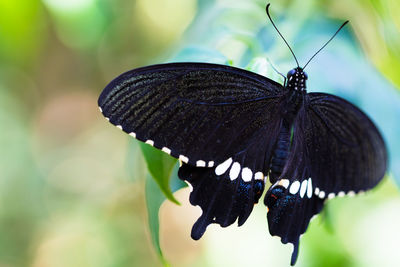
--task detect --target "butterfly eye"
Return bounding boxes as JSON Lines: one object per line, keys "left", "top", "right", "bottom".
{"left": 287, "top": 69, "right": 296, "bottom": 77}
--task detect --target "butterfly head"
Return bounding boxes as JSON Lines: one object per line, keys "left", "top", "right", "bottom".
{"left": 286, "top": 67, "right": 308, "bottom": 92}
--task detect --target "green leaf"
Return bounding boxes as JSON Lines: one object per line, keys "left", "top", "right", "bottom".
{"left": 321, "top": 202, "right": 335, "bottom": 234}
{"left": 145, "top": 174, "right": 170, "bottom": 266}
{"left": 140, "top": 143, "right": 180, "bottom": 204}
{"left": 145, "top": 163, "right": 187, "bottom": 266}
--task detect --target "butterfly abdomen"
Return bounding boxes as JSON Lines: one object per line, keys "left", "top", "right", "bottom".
{"left": 269, "top": 90, "right": 304, "bottom": 183}
{"left": 269, "top": 123, "right": 291, "bottom": 183}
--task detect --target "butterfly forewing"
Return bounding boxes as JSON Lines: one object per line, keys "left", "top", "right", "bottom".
{"left": 306, "top": 93, "right": 387, "bottom": 194}
{"left": 98, "top": 62, "right": 285, "bottom": 166}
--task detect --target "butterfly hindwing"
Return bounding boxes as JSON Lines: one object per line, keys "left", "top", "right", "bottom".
{"left": 178, "top": 117, "right": 284, "bottom": 239}
{"left": 98, "top": 62, "right": 285, "bottom": 166}
{"left": 265, "top": 184, "right": 324, "bottom": 265}
{"left": 265, "top": 92, "right": 387, "bottom": 265}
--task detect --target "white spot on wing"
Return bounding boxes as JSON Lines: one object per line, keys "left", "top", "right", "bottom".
{"left": 185, "top": 181, "right": 193, "bottom": 192}
{"left": 116, "top": 125, "right": 123, "bottom": 130}
{"left": 179, "top": 155, "right": 189, "bottom": 164}
{"left": 338, "top": 191, "right": 345, "bottom": 197}
{"left": 254, "top": 172, "right": 264, "bottom": 180}
{"left": 161, "top": 147, "right": 171, "bottom": 154}
{"left": 241, "top": 167, "right": 252, "bottom": 182}
{"left": 129, "top": 132, "right": 136, "bottom": 138}
{"left": 229, "top": 162, "right": 241, "bottom": 180}
{"left": 307, "top": 178, "right": 312, "bottom": 198}
{"left": 145, "top": 140, "right": 154, "bottom": 146}
{"left": 347, "top": 191, "right": 356, "bottom": 197}
{"left": 289, "top": 181, "right": 300, "bottom": 194}
{"left": 196, "top": 160, "right": 206, "bottom": 167}
{"left": 318, "top": 191, "right": 325, "bottom": 199}
{"left": 328, "top": 192, "right": 335, "bottom": 199}
{"left": 315, "top": 187, "right": 320, "bottom": 195}
{"left": 208, "top": 161, "right": 214, "bottom": 167}
{"left": 99, "top": 107, "right": 102, "bottom": 112}
{"left": 299, "top": 180, "right": 308, "bottom": 198}
{"left": 215, "top": 158, "right": 232, "bottom": 176}
{"left": 278, "top": 179, "right": 289, "bottom": 189}
{"left": 105, "top": 117, "right": 110, "bottom": 121}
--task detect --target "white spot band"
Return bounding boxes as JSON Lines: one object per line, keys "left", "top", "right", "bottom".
{"left": 215, "top": 158, "right": 233, "bottom": 176}
{"left": 179, "top": 155, "right": 189, "bottom": 164}
{"left": 196, "top": 160, "right": 206, "bottom": 167}
{"left": 289, "top": 181, "right": 300, "bottom": 194}
{"left": 241, "top": 167, "right": 252, "bottom": 182}
{"left": 229, "top": 162, "right": 241, "bottom": 180}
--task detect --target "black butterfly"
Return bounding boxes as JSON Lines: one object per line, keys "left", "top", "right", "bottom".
{"left": 98, "top": 4, "right": 387, "bottom": 265}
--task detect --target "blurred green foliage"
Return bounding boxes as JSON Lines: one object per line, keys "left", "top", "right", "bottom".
{"left": 0, "top": 0, "right": 399, "bottom": 267}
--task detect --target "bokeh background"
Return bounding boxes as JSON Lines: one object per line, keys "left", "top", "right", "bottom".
{"left": 1, "top": 0, "right": 400, "bottom": 266}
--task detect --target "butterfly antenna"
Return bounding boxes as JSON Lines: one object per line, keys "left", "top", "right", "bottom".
{"left": 303, "top": 20, "right": 349, "bottom": 69}
{"left": 266, "top": 58, "right": 287, "bottom": 84}
{"left": 266, "top": 3, "right": 299, "bottom": 68}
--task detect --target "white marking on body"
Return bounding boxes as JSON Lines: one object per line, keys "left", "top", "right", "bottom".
{"left": 99, "top": 107, "right": 102, "bottom": 112}
{"left": 145, "top": 140, "right": 154, "bottom": 146}
{"left": 315, "top": 187, "right": 320, "bottom": 195}
{"left": 129, "top": 132, "right": 136, "bottom": 138}
{"left": 208, "top": 161, "right": 214, "bottom": 167}
{"left": 254, "top": 172, "right": 264, "bottom": 180}
{"left": 300, "top": 180, "right": 308, "bottom": 198}
{"left": 338, "top": 191, "right": 345, "bottom": 197}
{"left": 196, "top": 160, "right": 206, "bottom": 167}
{"left": 179, "top": 155, "right": 189, "bottom": 164}
{"left": 307, "top": 178, "right": 312, "bottom": 198}
{"left": 348, "top": 191, "right": 356, "bottom": 197}
{"left": 289, "top": 181, "right": 300, "bottom": 194}
{"left": 161, "top": 147, "right": 171, "bottom": 154}
{"left": 278, "top": 179, "right": 289, "bottom": 189}
{"left": 116, "top": 125, "right": 123, "bottom": 130}
{"left": 318, "top": 191, "right": 325, "bottom": 199}
{"left": 241, "top": 167, "right": 252, "bottom": 182}
{"left": 215, "top": 158, "right": 233, "bottom": 176}
{"left": 229, "top": 162, "right": 241, "bottom": 180}
{"left": 328, "top": 193, "right": 335, "bottom": 199}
